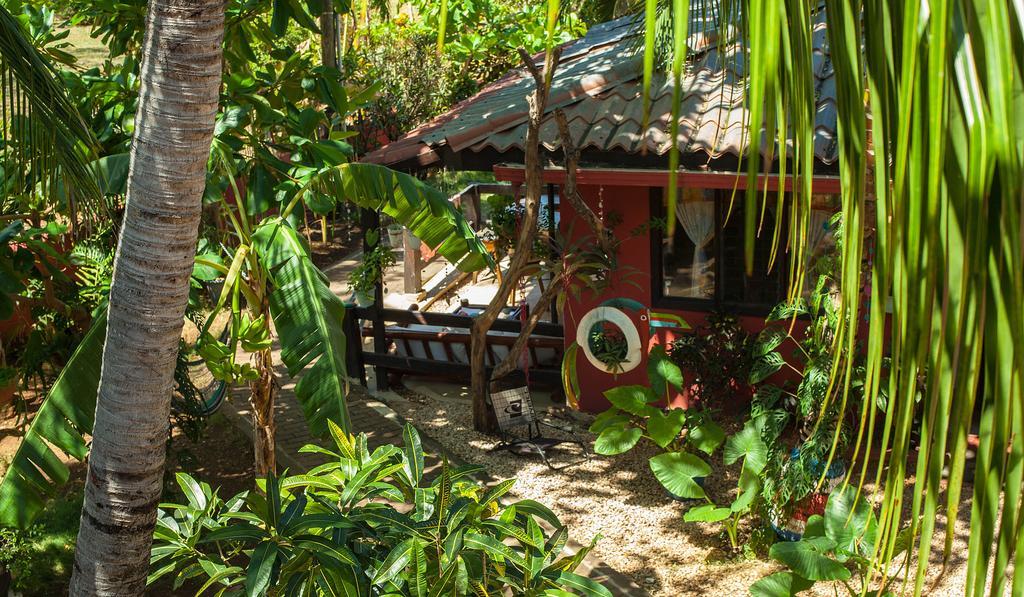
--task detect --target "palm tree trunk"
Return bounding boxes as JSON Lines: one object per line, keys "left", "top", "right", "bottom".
{"left": 69, "top": 1, "right": 224, "bottom": 594}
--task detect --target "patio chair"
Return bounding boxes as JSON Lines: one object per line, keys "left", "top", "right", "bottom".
{"left": 488, "top": 387, "right": 589, "bottom": 470}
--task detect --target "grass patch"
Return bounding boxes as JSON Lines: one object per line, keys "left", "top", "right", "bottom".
{"left": 0, "top": 481, "right": 81, "bottom": 596}
{"left": 62, "top": 25, "right": 108, "bottom": 71}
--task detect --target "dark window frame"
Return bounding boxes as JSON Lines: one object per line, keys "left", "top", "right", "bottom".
{"left": 648, "top": 186, "right": 787, "bottom": 317}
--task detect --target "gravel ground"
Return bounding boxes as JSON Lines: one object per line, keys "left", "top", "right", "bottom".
{"left": 379, "top": 380, "right": 1008, "bottom": 597}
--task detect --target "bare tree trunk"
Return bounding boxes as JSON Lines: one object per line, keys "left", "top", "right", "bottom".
{"left": 470, "top": 47, "right": 561, "bottom": 432}
{"left": 487, "top": 105, "right": 612, "bottom": 388}
{"left": 251, "top": 346, "right": 277, "bottom": 476}
{"left": 70, "top": 0, "right": 224, "bottom": 594}
{"left": 490, "top": 278, "right": 563, "bottom": 380}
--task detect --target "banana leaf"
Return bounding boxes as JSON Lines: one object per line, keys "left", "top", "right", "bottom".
{"left": 0, "top": 311, "right": 105, "bottom": 529}
{"left": 252, "top": 217, "right": 351, "bottom": 435}
{"left": 300, "top": 163, "right": 494, "bottom": 273}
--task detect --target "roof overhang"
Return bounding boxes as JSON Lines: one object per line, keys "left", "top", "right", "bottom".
{"left": 492, "top": 165, "right": 843, "bottom": 194}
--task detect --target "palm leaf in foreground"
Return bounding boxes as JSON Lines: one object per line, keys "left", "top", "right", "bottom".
{"left": 0, "top": 5, "right": 100, "bottom": 212}
{"left": 252, "top": 218, "right": 351, "bottom": 435}
{"left": 292, "top": 162, "right": 495, "bottom": 273}
{"left": 0, "top": 311, "right": 105, "bottom": 528}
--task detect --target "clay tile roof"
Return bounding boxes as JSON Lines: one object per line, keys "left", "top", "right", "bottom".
{"left": 363, "top": 8, "right": 838, "bottom": 172}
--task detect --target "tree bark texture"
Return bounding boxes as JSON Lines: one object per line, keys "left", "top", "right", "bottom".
{"left": 251, "top": 345, "right": 278, "bottom": 476}
{"left": 470, "top": 47, "right": 560, "bottom": 432}
{"left": 70, "top": 1, "right": 224, "bottom": 594}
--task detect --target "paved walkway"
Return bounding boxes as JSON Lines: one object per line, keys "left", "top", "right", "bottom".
{"left": 219, "top": 249, "right": 647, "bottom": 595}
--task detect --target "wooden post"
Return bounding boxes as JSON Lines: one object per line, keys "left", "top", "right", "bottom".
{"left": 360, "top": 208, "right": 388, "bottom": 391}
{"left": 403, "top": 228, "right": 422, "bottom": 293}
{"left": 547, "top": 183, "right": 559, "bottom": 324}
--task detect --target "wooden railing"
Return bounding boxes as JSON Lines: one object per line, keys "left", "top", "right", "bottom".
{"left": 343, "top": 306, "right": 564, "bottom": 391}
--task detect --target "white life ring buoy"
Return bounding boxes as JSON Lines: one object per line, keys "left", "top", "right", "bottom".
{"left": 576, "top": 306, "right": 643, "bottom": 374}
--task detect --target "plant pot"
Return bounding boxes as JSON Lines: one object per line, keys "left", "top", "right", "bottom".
{"left": 386, "top": 226, "right": 404, "bottom": 247}
{"left": 770, "top": 449, "right": 847, "bottom": 541}
{"left": 354, "top": 289, "right": 375, "bottom": 307}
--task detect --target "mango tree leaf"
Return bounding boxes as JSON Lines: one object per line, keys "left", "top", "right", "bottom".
{"left": 649, "top": 451, "right": 711, "bottom": 499}
{"left": 245, "top": 541, "right": 279, "bottom": 596}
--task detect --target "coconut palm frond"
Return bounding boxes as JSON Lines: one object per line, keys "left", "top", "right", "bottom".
{"left": 0, "top": 5, "right": 99, "bottom": 216}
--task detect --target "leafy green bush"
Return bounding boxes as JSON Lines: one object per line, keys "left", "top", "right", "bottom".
{"left": 747, "top": 272, "right": 873, "bottom": 519}
{"left": 150, "top": 423, "right": 608, "bottom": 596}
{"left": 668, "top": 311, "right": 755, "bottom": 408}
{"left": 749, "top": 486, "right": 910, "bottom": 597}
{"left": 589, "top": 347, "right": 724, "bottom": 500}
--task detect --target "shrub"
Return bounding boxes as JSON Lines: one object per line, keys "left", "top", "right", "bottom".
{"left": 668, "top": 311, "right": 755, "bottom": 408}
{"left": 150, "top": 423, "right": 609, "bottom": 596}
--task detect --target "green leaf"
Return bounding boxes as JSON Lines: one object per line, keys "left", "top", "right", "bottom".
{"left": 748, "top": 571, "right": 814, "bottom": 597}
{"left": 252, "top": 219, "right": 350, "bottom": 435}
{"left": 647, "top": 409, "right": 686, "bottom": 448}
{"left": 683, "top": 503, "right": 731, "bottom": 523}
{"left": 687, "top": 418, "right": 725, "bottom": 455}
{"left": 588, "top": 409, "right": 631, "bottom": 434}
{"left": 554, "top": 571, "right": 613, "bottom": 597}
{"left": 647, "top": 345, "right": 683, "bottom": 396}
{"left": 291, "top": 163, "right": 493, "bottom": 272}
{"left": 723, "top": 419, "right": 769, "bottom": 473}
{"left": 0, "top": 310, "right": 106, "bottom": 528}
{"left": 245, "top": 541, "right": 279, "bottom": 596}
{"left": 754, "top": 326, "right": 788, "bottom": 356}
{"left": 602, "top": 385, "right": 659, "bottom": 416}
{"left": 402, "top": 423, "right": 424, "bottom": 486}
{"left": 372, "top": 538, "right": 416, "bottom": 585}
{"left": 769, "top": 537, "right": 850, "bottom": 582}
{"left": 824, "top": 486, "right": 874, "bottom": 555}
{"left": 593, "top": 425, "right": 642, "bottom": 455}
{"left": 648, "top": 452, "right": 711, "bottom": 499}
{"left": 749, "top": 352, "right": 786, "bottom": 384}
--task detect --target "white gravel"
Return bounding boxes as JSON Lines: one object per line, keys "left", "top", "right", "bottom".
{"left": 378, "top": 380, "right": 1009, "bottom": 597}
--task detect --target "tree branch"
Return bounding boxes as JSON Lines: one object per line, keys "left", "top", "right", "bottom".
{"left": 490, "top": 276, "right": 565, "bottom": 381}
{"left": 553, "top": 108, "right": 616, "bottom": 257}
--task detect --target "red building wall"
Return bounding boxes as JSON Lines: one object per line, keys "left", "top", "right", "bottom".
{"left": 558, "top": 183, "right": 791, "bottom": 413}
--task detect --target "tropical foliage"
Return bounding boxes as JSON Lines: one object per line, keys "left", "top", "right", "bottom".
{"left": 637, "top": 0, "right": 1024, "bottom": 591}
{"left": 149, "top": 423, "right": 609, "bottom": 596}
{"left": 590, "top": 347, "right": 725, "bottom": 500}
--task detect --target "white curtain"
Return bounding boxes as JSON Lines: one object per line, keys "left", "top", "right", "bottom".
{"left": 807, "top": 209, "right": 833, "bottom": 259}
{"left": 675, "top": 199, "right": 715, "bottom": 296}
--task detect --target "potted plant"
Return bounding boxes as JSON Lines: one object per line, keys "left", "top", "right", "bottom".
{"left": 349, "top": 242, "right": 396, "bottom": 306}
{"left": 385, "top": 223, "right": 404, "bottom": 247}
{"left": 747, "top": 270, "right": 876, "bottom": 540}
